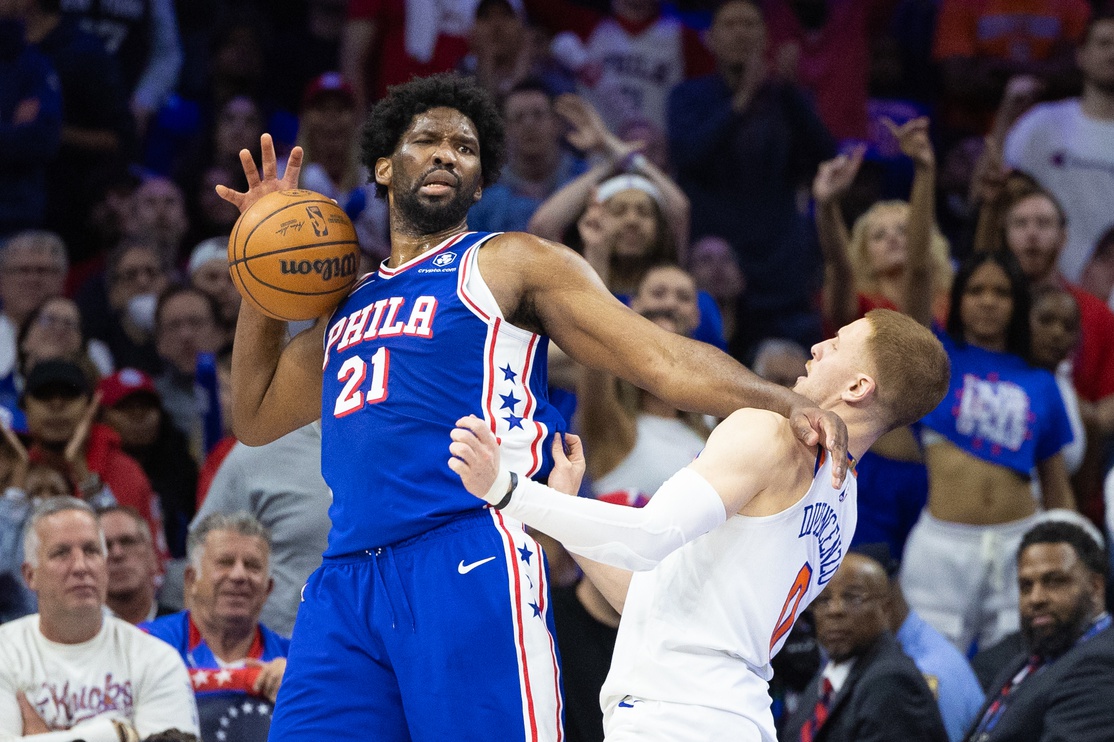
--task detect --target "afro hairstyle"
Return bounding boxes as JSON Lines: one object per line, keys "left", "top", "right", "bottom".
{"left": 360, "top": 73, "right": 506, "bottom": 199}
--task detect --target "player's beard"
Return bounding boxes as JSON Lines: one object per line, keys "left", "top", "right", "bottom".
{"left": 394, "top": 168, "right": 477, "bottom": 236}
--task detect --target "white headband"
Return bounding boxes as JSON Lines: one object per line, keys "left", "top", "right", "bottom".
{"left": 595, "top": 174, "right": 664, "bottom": 208}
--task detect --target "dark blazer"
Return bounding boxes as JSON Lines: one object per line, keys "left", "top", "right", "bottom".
{"left": 963, "top": 624, "right": 1114, "bottom": 742}
{"left": 780, "top": 632, "right": 947, "bottom": 742}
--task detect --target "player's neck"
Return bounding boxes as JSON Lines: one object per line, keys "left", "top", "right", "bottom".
{"left": 387, "top": 220, "right": 469, "bottom": 267}
{"left": 825, "top": 403, "right": 883, "bottom": 463}
{"left": 1081, "top": 83, "right": 1114, "bottom": 120}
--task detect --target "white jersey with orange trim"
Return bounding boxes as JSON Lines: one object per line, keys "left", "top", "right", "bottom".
{"left": 600, "top": 450, "right": 857, "bottom": 739}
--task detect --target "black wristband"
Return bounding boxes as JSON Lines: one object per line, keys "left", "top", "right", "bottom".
{"left": 492, "top": 471, "right": 518, "bottom": 510}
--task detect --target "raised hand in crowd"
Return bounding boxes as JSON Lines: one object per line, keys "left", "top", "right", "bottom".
{"left": 811, "top": 145, "right": 865, "bottom": 205}
{"left": 0, "top": 419, "right": 28, "bottom": 493}
{"left": 556, "top": 93, "right": 640, "bottom": 164}
{"left": 64, "top": 391, "right": 106, "bottom": 502}
{"left": 884, "top": 116, "right": 935, "bottom": 170}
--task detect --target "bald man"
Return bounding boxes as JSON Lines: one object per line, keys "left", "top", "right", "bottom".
{"left": 781, "top": 553, "right": 947, "bottom": 742}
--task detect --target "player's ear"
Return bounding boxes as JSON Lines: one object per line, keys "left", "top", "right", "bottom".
{"left": 374, "top": 158, "right": 392, "bottom": 190}
{"left": 21, "top": 562, "right": 35, "bottom": 591}
{"left": 472, "top": 181, "right": 483, "bottom": 204}
{"left": 843, "top": 373, "right": 876, "bottom": 404}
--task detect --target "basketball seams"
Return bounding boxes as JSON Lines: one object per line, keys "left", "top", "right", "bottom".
{"left": 231, "top": 190, "right": 360, "bottom": 321}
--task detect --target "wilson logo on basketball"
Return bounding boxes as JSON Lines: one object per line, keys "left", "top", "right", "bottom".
{"left": 279, "top": 253, "right": 359, "bottom": 281}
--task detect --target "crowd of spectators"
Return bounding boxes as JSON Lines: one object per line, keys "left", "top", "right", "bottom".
{"left": 1, "top": 0, "right": 1114, "bottom": 739}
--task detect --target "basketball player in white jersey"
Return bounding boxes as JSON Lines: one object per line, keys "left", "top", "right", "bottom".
{"left": 449, "top": 309, "right": 950, "bottom": 741}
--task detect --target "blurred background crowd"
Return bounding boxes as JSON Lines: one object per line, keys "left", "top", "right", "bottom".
{"left": 0, "top": 0, "right": 1113, "bottom": 740}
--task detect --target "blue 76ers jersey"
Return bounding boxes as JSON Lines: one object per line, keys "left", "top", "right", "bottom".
{"left": 319, "top": 231, "right": 567, "bottom": 554}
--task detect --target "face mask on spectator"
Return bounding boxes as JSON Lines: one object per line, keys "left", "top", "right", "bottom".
{"left": 126, "top": 293, "right": 158, "bottom": 333}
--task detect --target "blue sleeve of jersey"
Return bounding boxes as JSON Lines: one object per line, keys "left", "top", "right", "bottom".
{"left": 1036, "top": 373, "right": 1075, "bottom": 463}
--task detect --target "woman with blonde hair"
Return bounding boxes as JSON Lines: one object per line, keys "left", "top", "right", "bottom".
{"left": 811, "top": 117, "right": 951, "bottom": 558}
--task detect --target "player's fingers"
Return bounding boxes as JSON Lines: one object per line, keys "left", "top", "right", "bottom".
{"left": 448, "top": 440, "right": 478, "bottom": 463}
{"left": 261, "top": 133, "right": 278, "bottom": 180}
{"left": 214, "top": 184, "right": 244, "bottom": 208}
{"left": 240, "top": 149, "right": 261, "bottom": 188}
{"left": 284, "top": 145, "right": 304, "bottom": 186}
{"left": 563, "top": 433, "right": 584, "bottom": 462}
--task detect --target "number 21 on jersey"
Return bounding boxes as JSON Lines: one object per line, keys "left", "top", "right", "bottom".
{"left": 334, "top": 347, "right": 390, "bottom": 416}
{"left": 770, "top": 562, "right": 812, "bottom": 651}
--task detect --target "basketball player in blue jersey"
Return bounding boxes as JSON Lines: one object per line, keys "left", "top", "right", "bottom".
{"left": 216, "top": 74, "right": 850, "bottom": 742}
{"left": 451, "top": 309, "right": 951, "bottom": 741}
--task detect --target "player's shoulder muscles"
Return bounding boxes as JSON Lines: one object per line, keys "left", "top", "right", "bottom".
{"left": 477, "top": 231, "right": 616, "bottom": 330}
{"left": 689, "top": 409, "right": 799, "bottom": 513}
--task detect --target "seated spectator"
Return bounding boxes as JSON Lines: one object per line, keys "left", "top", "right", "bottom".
{"left": 0, "top": 497, "right": 198, "bottom": 738}
{"left": 193, "top": 424, "right": 330, "bottom": 637}
{"left": 933, "top": 0, "right": 1090, "bottom": 135}
{"left": 901, "top": 251, "right": 1075, "bottom": 654}
{"left": 858, "top": 543, "right": 986, "bottom": 742}
{"left": 466, "top": 79, "right": 588, "bottom": 234}
{"left": 750, "top": 338, "right": 808, "bottom": 389}
{"left": 780, "top": 551, "right": 948, "bottom": 741}
{"left": 153, "top": 286, "right": 224, "bottom": 455}
{"left": 186, "top": 237, "right": 239, "bottom": 340}
{"left": 297, "top": 73, "right": 388, "bottom": 262}
{"left": 576, "top": 264, "right": 710, "bottom": 500}
{"left": 125, "top": 177, "right": 190, "bottom": 269}
{"left": 963, "top": 519, "right": 1113, "bottom": 741}
{"left": 688, "top": 235, "right": 745, "bottom": 348}
{"left": 99, "top": 368, "right": 197, "bottom": 557}
{"left": 21, "top": 360, "right": 164, "bottom": 553}
{"left": 1003, "top": 12, "right": 1114, "bottom": 285}
{"left": 99, "top": 504, "right": 175, "bottom": 625}
{"left": 143, "top": 513, "right": 288, "bottom": 742}
{"left": 17, "top": 296, "right": 113, "bottom": 382}
{"left": 85, "top": 240, "right": 173, "bottom": 375}
{"left": 668, "top": 0, "right": 835, "bottom": 357}
{"left": 0, "top": 232, "right": 69, "bottom": 415}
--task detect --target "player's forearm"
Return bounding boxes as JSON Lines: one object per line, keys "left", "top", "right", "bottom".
{"left": 491, "top": 468, "right": 726, "bottom": 571}
{"left": 230, "top": 305, "right": 322, "bottom": 446}
{"left": 651, "top": 335, "right": 802, "bottom": 420}
{"left": 569, "top": 554, "right": 632, "bottom": 614}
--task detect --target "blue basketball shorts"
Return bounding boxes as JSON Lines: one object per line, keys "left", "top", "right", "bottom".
{"left": 267, "top": 509, "right": 564, "bottom": 742}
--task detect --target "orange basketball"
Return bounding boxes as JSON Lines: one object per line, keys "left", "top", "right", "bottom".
{"left": 228, "top": 189, "right": 361, "bottom": 321}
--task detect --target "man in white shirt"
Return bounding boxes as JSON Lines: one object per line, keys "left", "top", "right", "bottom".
{"left": 0, "top": 497, "right": 198, "bottom": 741}
{"left": 1004, "top": 13, "right": 1114, "bottom": 282}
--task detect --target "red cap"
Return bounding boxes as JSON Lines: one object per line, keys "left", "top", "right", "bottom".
{"left": 97, "top": 368, "right": 159, "bottom": 407}
{"left": 302, "top": 72, "right": 356, "bottom": 110}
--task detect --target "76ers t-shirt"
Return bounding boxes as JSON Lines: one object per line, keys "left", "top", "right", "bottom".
{"left": 922, "top": 332, "right": 1073, "bottom": 476}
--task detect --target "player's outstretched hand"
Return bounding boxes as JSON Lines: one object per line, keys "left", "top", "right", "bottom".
{"left": 449, "top": 415, "right": 502, "bottom": 499}
{"left": 789, "top": 404, "right": 849, "bottom": 488}
{"left": 548, "top": 433, "right": 585, "bottom": 496}
{"left": 215, "top": 133, "right": 304, "bottom": 215}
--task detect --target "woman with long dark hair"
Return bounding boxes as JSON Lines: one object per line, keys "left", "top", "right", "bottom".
{"left": 900, "top": 250, "right": 1076, "bottom": 653}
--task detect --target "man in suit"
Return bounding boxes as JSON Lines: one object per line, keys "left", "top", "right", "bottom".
{"left": 780, "top": 551, "right": 947, "bottom": 741}
{"left": 963, "top": 520, "right": 1114, "bottom": 741}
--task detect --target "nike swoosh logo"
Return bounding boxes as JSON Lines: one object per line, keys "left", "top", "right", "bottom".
{"left": 458, "top": 557, "right": 497, "bottom": 574}
{"left": 618, "top": 700, "right": 638, "bottom": 708}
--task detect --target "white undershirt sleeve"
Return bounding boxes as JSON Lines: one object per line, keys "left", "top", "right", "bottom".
{"left": 500, "top": 467, "right": 728, "bottom": 571}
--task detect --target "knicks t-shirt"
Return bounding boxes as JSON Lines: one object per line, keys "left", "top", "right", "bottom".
{"left": 922, "top": 332, "right": 1073, "bottom": 476}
